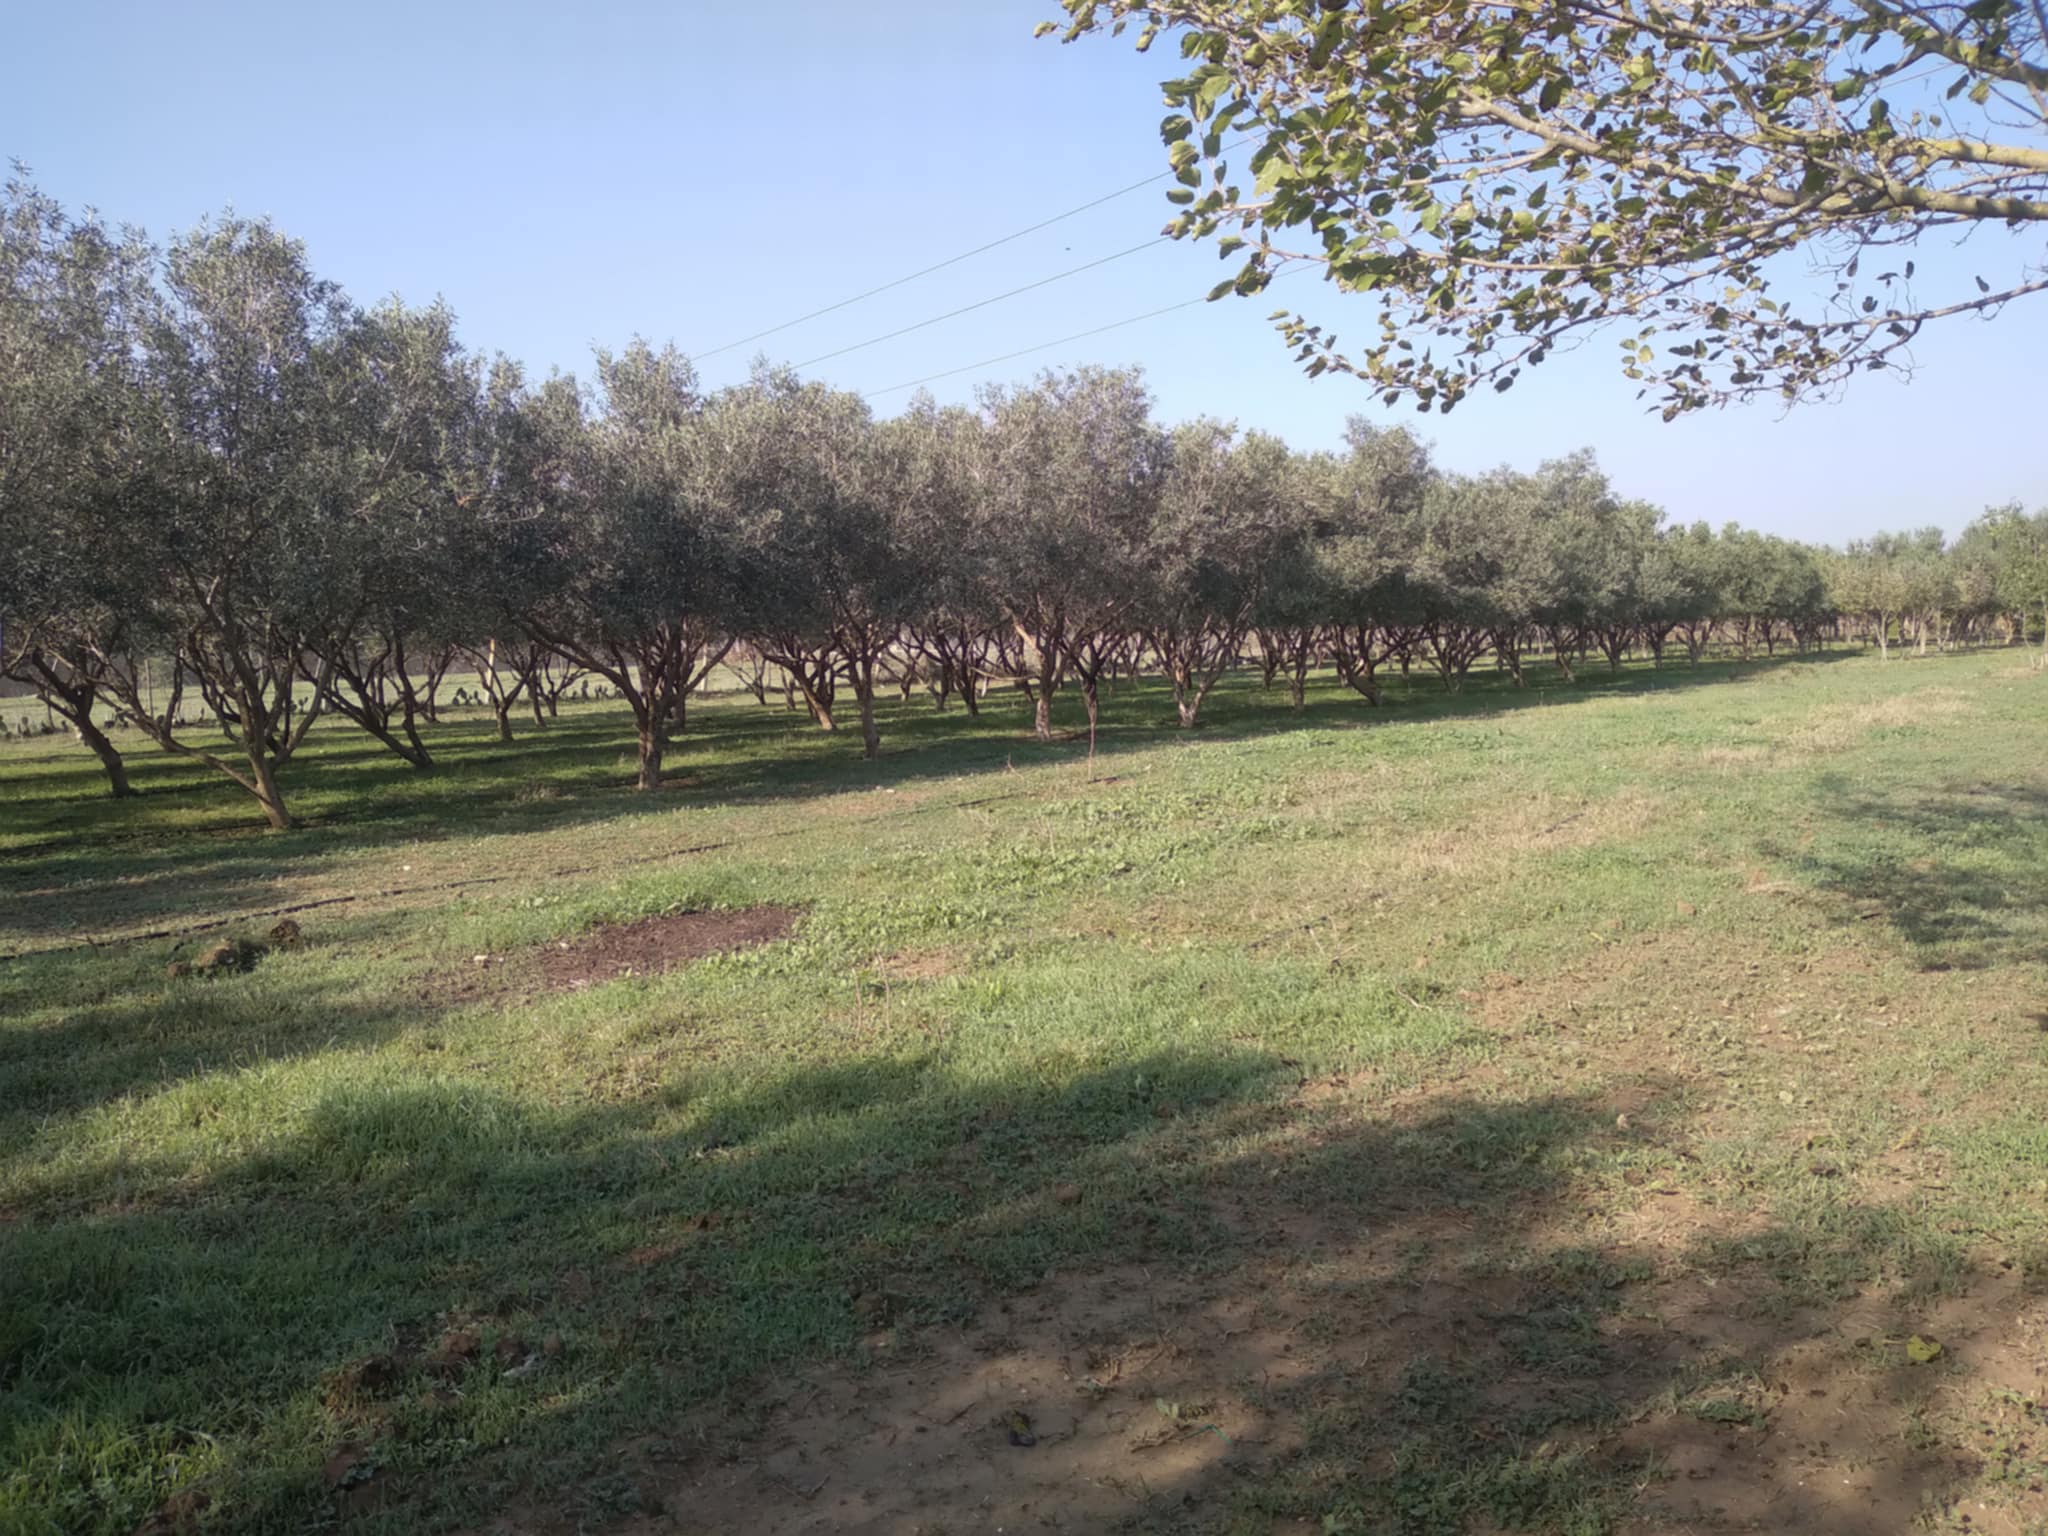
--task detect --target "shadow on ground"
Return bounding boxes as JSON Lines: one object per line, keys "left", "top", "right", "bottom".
{"left": 1786, "top": 776, "right": 2048, "bottom": 972}
{"left": 2, "top": 963, "right": 2028, "bottom": 1535}
{"left": 0, "top": 651, "right": 1858, "bottom": 954}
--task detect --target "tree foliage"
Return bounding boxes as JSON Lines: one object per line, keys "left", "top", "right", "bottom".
{"left": 6, "top": 176, "right": 2040, "bottom": 827}
{"left": 1044, "top": 0, "right": 2048, "bottom": 415}
{"left": 0, "top": 174, "right": 158, "bottom": 795}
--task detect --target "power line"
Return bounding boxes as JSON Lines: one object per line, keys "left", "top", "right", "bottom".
{"left": 790, "top": 237, "right": 1170, "bottom": 370}
{"left": 693, "top": 138, "right": 1254, "bottom": 362}
{"left": 861, "top": 297, "right": 1210, "bottom": 398}
{"left": 861, "top": 264, "right": 1312, "bottom": 400}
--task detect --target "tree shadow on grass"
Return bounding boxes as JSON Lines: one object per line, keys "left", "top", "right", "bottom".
{"left": 0, "top": 910, "right": 432, "bottom": 1153}
{"left": 1779, "top": 775, "right": 2048, "bottom": 971}
{"left": 1, "top": 650, "right": 1855, "bottom": 846}
{"left": 0, "top": 1006, "right": 2022, "bottom": 1535}
{"left": 0, "top": 651, "right": 1865, "bottom": 957}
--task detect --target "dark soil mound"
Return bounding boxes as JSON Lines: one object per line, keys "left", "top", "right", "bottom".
{"left": 537, "top": 906, "right": 799, "bottom": 991}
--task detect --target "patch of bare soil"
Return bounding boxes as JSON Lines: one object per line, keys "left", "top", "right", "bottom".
{"left": 536, "top": 907, "right": 801, "bottom": 991}
{"left": 421, "top": 907, "right": 803, "bottom": 1014}
{"left": 476, "top": 1182, "right": 2045, "bottom": 1536}
{"left": 1615, "top": 1272, "right": 2048, "bottom": 1536}
{"left": 480, "top": 1254, "right": 1326, "bottom": 1536}
{"left": 469, "top": 925, "right": 2046, "bottom": 1535}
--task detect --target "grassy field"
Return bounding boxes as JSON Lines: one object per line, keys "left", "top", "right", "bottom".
{"left": 3, "top": 649, "right": 2046, "bottom": 1536}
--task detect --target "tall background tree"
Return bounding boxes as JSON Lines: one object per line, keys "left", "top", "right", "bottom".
{"left": 94, "top": 216, "right": 403, "bottom": 828}
{"left": 969, "top": 366, "right": 1165, "bottom": 740}
{"left": 1142, "top": 419, "right": 1296, "bottom": 726}
{"left": 0, "top": 176, "right": 158, "bottom": 797}
{"left": 511, "top": 344, "right": 733, "bottom": 792}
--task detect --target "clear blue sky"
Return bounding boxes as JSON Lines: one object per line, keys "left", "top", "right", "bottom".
{"left": 7, "top": 0, "right": 2043, "bottom": 543}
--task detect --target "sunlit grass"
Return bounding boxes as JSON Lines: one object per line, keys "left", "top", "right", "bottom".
{"left": 3, "top": 647, "right": 2045, "bottom": 1534}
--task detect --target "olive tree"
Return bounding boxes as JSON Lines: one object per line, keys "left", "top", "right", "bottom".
{"left": 889, "top": 398, "right": 995, "bottom": 715}
{"left": 968, "top": 366, "right": 1164, "bottom": 740}
{"left": 1723, "top": 529, "right": 1831, "bottom": 655}
{"left": 1308, "top": 421, "right": 1433, "bottom": 704}
{"left": 1955, "top": 503, "right": 2048, "bottom": 646}
{"left": 1638, "top": 525, "right": 1715, "bottom": 663}
{"left": 1522, "top": 452, "right": 1669, "bottom": 675}
{"left": 1142, "top": 420, "right": 1296, "bottom": 727}
{"left": 1662, "top": 523, "right": 1732, "bottom": 661}
{"left": 1410, "top": 469, "right": 1540, "bottom": 690}
{"left": 1872, "top": 527, "right": 1957, "bottom": 652}
{"left": 300, "top": 301, "right": 486, "bottom": 770}
{"left": 512, "top": 343, "right": 735, "bottom": 791}
{"left": 1249, "top": 450, "right": 1337, "bottom": 707}
{"left": 89, "top": 217, "right": 395, "bottom": 828}
{"left": 0, "top": 175, "right": 158, "bottom": 797}
{"left": 707, "top": 368, "right": 918, "bottom": 760}
{"left": 453, "top": 357, "right": 564, "bottom": 744}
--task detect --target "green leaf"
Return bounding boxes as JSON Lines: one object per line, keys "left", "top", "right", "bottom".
{"left": 1190, "top": 64, "right": 1232, "bottom": 121}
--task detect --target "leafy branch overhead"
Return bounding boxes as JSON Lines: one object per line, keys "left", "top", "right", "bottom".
{"left": 1043, "top": 0, "right": 2048, "bottom": 415}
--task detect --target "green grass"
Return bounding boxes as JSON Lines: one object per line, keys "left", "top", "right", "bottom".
{"left": 4, "top": 647, "right": 2047, "bottom": 1535}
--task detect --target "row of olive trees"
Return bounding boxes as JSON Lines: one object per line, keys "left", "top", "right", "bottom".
{"left": 0, "top": 180, "right": 2010, "bottom": 829}
{"left": 1823, "top": 514, "right": 2048, "bottom": 658}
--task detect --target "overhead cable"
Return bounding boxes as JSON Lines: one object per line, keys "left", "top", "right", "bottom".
{"left": 862, "top": 298, "right": 1209, "bottom": 398}
{"left": 862, "top": 262, "right": 1310, "bottom": 399}
{"left": 790, "top": 237, "right": 1170, "bottom": 370}
{"left": 694, "top": 137, "right": 1253, "bottom": 361}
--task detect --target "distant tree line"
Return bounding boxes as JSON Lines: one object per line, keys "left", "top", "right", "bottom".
{"left": 3, "top": 179, "right": 2042, "bottom": 827}
{"left": 1826, "top": 516, "right": 2048, "bottom": 658}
